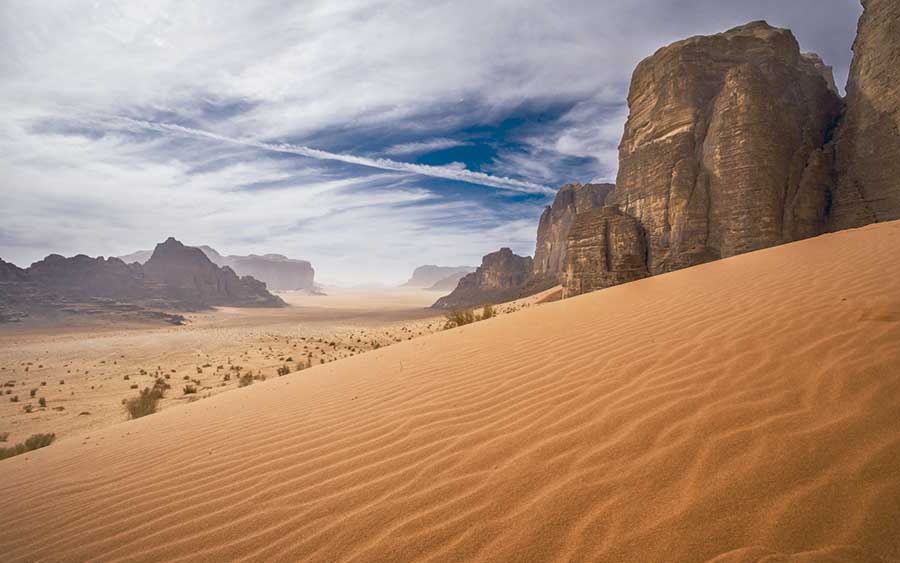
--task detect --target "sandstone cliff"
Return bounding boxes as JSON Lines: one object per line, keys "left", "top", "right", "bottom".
{"left": 144, "top": 238, "right": 285, "bottom": 308}
{"left": 828, "top": 0, "right": 900, "bottom": 230}
{"left": 610, "top": 21, "right": 842, "bottom": 275}
{"left": 563, "top": 207, "right": 650, "bottom": 298}
{"left": 432, "top": 248, "right": 533, "bottom": 309}
{"left": 534, "top": 183, "right": 614, "bottom": 283}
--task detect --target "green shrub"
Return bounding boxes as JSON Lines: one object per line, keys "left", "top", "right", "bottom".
{"left": 0, "top": 433, "right": 56, "bottom": 460}
{"left": 182, "top": 384, "right": 197, "bottom": 395}
{"left": 38, "top": 397, "right": 46, "bottom": 408}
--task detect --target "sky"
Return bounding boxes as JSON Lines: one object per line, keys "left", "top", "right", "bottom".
{"left": 0, "top": 0, "right": 863, "bottom": 285}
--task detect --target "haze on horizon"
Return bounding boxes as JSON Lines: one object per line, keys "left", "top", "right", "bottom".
{"left": 0, "top": 0, "right": 862, "bottom": 285}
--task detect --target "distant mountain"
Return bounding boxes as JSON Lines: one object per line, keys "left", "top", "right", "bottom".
{"left": 144, "top": 238, "right": 285, "bottom": 307}
{"left": 426, "top": 271, "right": 472, "bottom": 292}
{"left": 0, "top": 237, "right": 284, "bottom": 324}
{"left": 120, "top": 244, "right": 315, "bottom": 292}
{"left": 402, "top": 265, "right": 474, "bottom": 288}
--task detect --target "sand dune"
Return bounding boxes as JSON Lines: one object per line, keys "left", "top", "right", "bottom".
{"left": 2, "top": 221, "right": 900, "bottom": 562}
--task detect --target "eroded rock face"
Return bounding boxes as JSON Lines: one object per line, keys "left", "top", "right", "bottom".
{"left": 612, "top": 21, "right": 842, "bottom": 275}
{"left": 828, "top": 0, "right": 900, "bottom": 230}
{"left": 143, "top": 238, "right": 285, "bottom": 307}
{"left": 27, "top": 254, "right": 148, "bottom": 299}
{"left": 563, "top": 207, "right": 649, "bottom": 298}
{"left": 0, "top": 259, "right": 29, "bottom": 282}
{"left": 534, "top": 183, "right": 614, "bottom": 283}
{"left": 432, "top": 248, "right": 533, "bottom": 309}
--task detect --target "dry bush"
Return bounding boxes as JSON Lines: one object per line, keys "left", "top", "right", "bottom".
{"left": 0, "top": 433, "right": 56, "bottom": 460}
{"left": 125, "top": 387, "right": 163, "bottom": 419}
{"left": 182, "top": 384, "right": 197, "bottom": 395}
{"left": 444, "top": 309, "right": 476, "bottom": 329}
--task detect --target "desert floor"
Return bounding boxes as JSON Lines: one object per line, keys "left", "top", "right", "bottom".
{"left": 0, "top": 287, "right": 548, "bottom": 445}
{"left": 2, "top": 222, "right": 900, "bottom": 562}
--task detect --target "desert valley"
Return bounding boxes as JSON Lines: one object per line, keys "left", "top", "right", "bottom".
{"left": 2, "top": 0, "right": 900, "bottom": 561}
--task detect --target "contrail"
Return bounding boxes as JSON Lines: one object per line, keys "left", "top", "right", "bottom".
{"left": 106, "top": 116, "right": 555, "bottom": 195}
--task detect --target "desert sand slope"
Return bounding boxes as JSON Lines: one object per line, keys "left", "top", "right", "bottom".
{"left": 2, "top": 222, "right": 900, "bottom": 562}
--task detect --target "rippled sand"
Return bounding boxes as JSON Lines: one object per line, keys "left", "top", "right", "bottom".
{"left": 2, "top": 221, "right": 899, "bottom": 562}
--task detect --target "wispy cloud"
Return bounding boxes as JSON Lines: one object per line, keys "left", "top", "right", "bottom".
{"left": 104, "top": 117, "right": 555, "bottom": 195}
{"left": 383, "top": 138, "right": 471, "bottom": 156}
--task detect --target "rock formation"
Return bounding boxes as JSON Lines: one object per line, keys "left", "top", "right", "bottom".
{"left": 144, "top": 238, "right": 285, "bottom": 308}
{"left": 828, "top": 0, "right": 900, "bottom": 230}
{"left": 121, "top": 245, "right": 315, "bottom": 292}
{"left": 534, "top": 183, "right": 614, "bottom": 283}
{"left": 432, "top": 248, "right": 533, "bottom": 309}
{"left": 563, "top": 207, "right": 649, "bottom": 298}
{"left": 403, "top": 265, "right": 475, "bottom": 289}
{"left": 610, "top": 21, "right": 842, "bottom": 275}
{"left": 0, "top": 258, "right": 29, "bottom": 282}
{"left": 196, "top": 247, "right": 315, "bottom": 292}
{"left": 27, "top": 255, "right": 149, "bottom": 300}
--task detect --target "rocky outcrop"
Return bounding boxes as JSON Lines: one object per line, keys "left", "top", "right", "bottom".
{"left": 0, "top": 259, "right": 29, "bottom": 282}
{"left": 611, "top": 21, "right": 842, "bottom": 275}
{"left": 27, "top": 255, "right": 150, "bottom": 300}
{"left": 534, "top": 183, "right": 614, "bottom": 283}
{"left": 403, "top": 265, "right": 475, "bottom": 288}
{"left": 432, "top": 248, "right": 533, "bottom": 309}
{"left": 121, "top": 245, "right": 315, "bottom": 292}
{"left": 197, "top": 247, "right": 315, "bottom": 292}
{"left": 563, "top": 207, "right": 649, "bottom": 298}
{"left": 144, "top": 238, "right": 285, "bottom": 308}
{"left": 828, "top": 0, "right": 900, "bottom": 230}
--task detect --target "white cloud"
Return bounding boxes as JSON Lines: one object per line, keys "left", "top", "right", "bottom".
{"left": 383, "top": 138, "right": 471, "bottom": 156}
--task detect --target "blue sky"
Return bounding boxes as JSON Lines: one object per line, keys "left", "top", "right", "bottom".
{"left": 0, "top": 0, "right": 862, "bottom": 284}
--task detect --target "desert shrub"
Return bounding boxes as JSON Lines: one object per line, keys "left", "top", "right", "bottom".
{"left": 39, "top": 397, "right": 46, "bottom": 408}
{"left": 277, "top": 365, "right": 290, "bottom": 376}
{"left": 481, "top": 304, "right": 494, "bottom": 320}
{"left": 30, "top": 388, "right": 37, "bottom": 398}
{"left": 130, "top": 384, "right": 138, "bottom": 389}
{"left": 10, "top": 395, "right": 18, "bottom": 403}
{"left": 0, "top": 433, "right": 56, "bottom": 460}
{"left": 125, "top": 387, "right": 163, "bottom": 419}
{"left": 238, "top": 373, "right": 253, "bottom": 387}
{"left": 444, "top": 309, "right": 476, "bottom": 329}
{"left": 182, "top": 384, "right": 197, "bottom": 395}
{"left": 23, "top": 404, "right": 33, "bottom": 414}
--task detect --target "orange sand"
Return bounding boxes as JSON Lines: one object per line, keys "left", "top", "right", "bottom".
{"left": 2, "top": 221, "right": 899, "bottom": 562}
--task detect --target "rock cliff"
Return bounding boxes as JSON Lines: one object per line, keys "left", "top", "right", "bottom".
{"left": 828, "top": 0, "right": 900, "bottom": 229}
{"left": 563, "top": 207, "right": 650, "bottom": 298}
{"left": 432, "top": 248, "right": 533, "bottom": 309}
{"left": 144, "top": 238, "right": 285, "bottom": 308}
{"left": 534, "top": 183, "right": 614, "bottom": 283}
{"left": 610, "top": 21, "right": 842, "bottom": 275}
